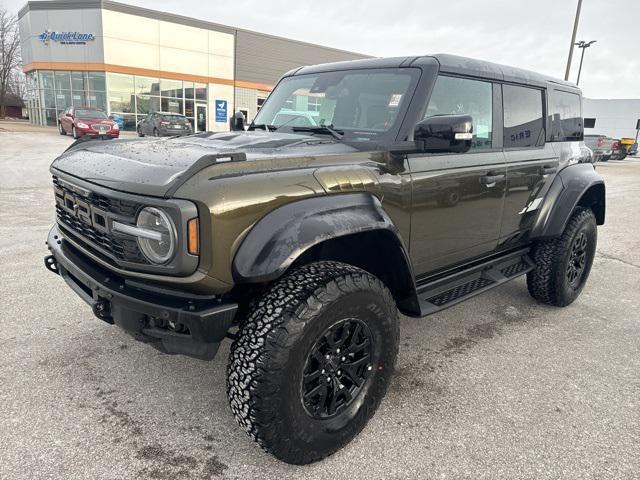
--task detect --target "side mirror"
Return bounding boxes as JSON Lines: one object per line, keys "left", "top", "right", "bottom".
{"left": 414, "top": 114, "right": 473, "bottom": 154}
{"left": 230, "top": 111, "right": 246, "bottom": 131}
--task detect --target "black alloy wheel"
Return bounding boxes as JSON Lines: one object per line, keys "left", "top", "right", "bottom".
{"left": 227, "top": 261, "right": 399, "bottom": 464}
{"left": 567, "top": 231, "right": 588, "bottom": 287}
{"left": 301, "top": 318, "right": 373, "bottom": 419}
{"left": 527, "top": 207, "right": 597, "bottom": 306}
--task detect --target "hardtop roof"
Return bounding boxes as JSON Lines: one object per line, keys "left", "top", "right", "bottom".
{"left": 291, "top": 54, "right": 580, "bottom": 92}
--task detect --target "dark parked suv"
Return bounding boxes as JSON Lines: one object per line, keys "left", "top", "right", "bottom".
{"left": 136, "top": 111, "right": 193, "bottom": 137}
{"left": 44, "top": 54, "right": 604, "bottom": 464}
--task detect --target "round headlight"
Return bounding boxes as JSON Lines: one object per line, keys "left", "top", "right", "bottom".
{"left": 136, "top": 207, "right": 176, "bottom": 264}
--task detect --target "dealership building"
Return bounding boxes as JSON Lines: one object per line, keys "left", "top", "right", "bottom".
{"left": 18, "top": 0, "right": 367, "bottom": 131}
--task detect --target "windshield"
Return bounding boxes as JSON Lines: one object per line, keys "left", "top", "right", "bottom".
{"left": 253, "top": 68, "right": 420, "bottom": 142}
{"left": 76, "top": 110, "right": 107, "bottom": 119}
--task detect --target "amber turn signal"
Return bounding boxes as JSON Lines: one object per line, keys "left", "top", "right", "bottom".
{"left": 187, "top": 218, "right": 199, "bottom": 255}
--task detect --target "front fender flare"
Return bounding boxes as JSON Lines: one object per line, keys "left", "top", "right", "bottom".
{"left": 232, "top": 193, "right": 407, "bottom": 283}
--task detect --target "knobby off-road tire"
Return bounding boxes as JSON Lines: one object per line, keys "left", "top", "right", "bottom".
{"left": 527, "top": 207, "right": 597, "bottom": 307}
{"left": 227, "top": 261, "right": 399, "bottom": 464}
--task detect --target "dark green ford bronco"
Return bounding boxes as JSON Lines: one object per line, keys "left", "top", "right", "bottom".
{"left": 45, "top": 54, "right": 604, "bottom": 464}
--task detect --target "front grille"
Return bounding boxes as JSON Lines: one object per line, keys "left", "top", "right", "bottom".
{"left": 53, "top": 176, "right": 148, "bottom": 265}
{"left": 53, "top": 176, "right": 139, "bottom": 217}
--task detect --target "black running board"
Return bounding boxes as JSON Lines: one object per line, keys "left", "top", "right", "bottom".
{"left": 416, "top": 248, "right": 534, "bottom": 316}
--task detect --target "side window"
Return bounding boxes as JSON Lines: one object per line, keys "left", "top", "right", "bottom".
{"left": 503, "top": 85, "right": 544, "bottom": 148}
{"left": 425, "top": 76, "right": 493, "bottom": 150}
{"left": 548, "top": 90, "right": 582, "bottom": 141}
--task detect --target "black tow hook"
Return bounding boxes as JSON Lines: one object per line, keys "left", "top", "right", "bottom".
{"left": 92, "top": 299, "right": 114, "bottom": 324}
{"left": 44, "top": 255, "right": 59, "bottom": 275}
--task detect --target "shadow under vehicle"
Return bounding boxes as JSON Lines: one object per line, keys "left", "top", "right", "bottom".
{"left": 44, "top": 54, "right": 605, "bottom": 465}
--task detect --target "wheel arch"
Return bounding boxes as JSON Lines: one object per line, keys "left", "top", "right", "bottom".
{"left": 232, "top": 193, "right": 421, "bottom": 315}
{"left": 530, "top": 163, "right": 605, "bottom": 239}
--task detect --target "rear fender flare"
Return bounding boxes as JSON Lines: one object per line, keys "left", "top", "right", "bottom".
{"left": 530, "top": 163, "right": 605, "bottom": 239}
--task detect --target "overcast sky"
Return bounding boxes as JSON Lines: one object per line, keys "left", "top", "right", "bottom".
{"left": 5, "top": 0, "right": 638, "bottom": 98}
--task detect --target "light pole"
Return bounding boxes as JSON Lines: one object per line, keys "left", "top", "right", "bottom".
{"left": 565, "top": 0, "right": 583, "bottom": 81}
{"left": 575, "top": 40, "right": 596, "bottom": 85}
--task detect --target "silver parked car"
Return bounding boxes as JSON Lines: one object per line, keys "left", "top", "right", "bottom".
{"left": 584, "top": 134, "right": 614, "bottom": 162}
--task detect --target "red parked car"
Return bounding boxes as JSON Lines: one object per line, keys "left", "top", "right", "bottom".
{"left": 58, "top": 107, "right": 119, "bottom": 139}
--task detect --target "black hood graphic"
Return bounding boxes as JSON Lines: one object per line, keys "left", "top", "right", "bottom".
{"left": 50, "top": 131, "right": 358, "bottom": 197}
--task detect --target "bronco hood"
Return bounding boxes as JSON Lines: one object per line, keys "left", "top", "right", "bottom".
{"left": 51, "top": 131, "right": 358, "bottom": 197}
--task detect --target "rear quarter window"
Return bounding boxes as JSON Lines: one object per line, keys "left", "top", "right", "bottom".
{"left": 548, "top": 90, "right": 583, "bottom": 141}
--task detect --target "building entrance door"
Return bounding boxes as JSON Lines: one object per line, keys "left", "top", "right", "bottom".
{"left": 196, "top": 105, "right": 207, "bottom": 132}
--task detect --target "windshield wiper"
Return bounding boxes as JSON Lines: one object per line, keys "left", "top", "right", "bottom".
{"left": 248, "top": 123, "right": 277, "bottom": 132}
{"left": 292, "top": 125, "right": 344, "bottom": 140}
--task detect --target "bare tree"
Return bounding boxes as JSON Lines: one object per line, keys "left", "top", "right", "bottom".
{"left": 0, "top": 8, "right": 21, "bottom": 118}
{"left": 9, "top": 69, "right": 26, "bottom": 99}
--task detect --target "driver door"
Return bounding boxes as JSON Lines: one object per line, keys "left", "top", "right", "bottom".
{"left": 409, "top": 75, "right": 506, "bottom": 275}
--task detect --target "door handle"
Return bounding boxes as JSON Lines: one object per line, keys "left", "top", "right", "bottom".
{"left": 479, "top": 173, "right": 505, "bottom": 185}
{"left": 539, "top": 165, "right": 557, "bottom": 175}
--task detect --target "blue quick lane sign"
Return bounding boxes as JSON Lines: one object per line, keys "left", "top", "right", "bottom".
{"left": 38, "top": 30, "right": 95, "bottom": 45}
{"left": 215, "top": 100, "right": 228, "bottom": 123}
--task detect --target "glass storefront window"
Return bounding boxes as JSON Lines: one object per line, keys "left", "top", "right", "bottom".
{"left": 55, "top": 91, "right": 72, "bottom": 110}
{"left": 72, "top": 92, "right": 86, "bottom": 107}
{"left": 185, "top": 99, "right": 194, "bottom": 118}
{"left": 108, "top": 73, "right": 134, "bottom": 93}
{"left": 109, "top": 113, "right": 137, "bottom": 131}
{"left": 184, "top": 82, "right": 195, "bottom": 100}
{"left": 31, "top": 70, "right": 210, "bottom": 128}
{"left": 108, "top": 73, "right": 135, "bottom": 113}
{"left": 88, "top": 72, "right": 106, "bottom": 92}
{"left": 160, "top": 79, "right": 183, "bottom": 99}
{"left": 87, "top": 92, "right": 107, "bottom": 111}
{"left": 40, "top": 71, "right": 55, "bottom": 90}
{"left": 54, "top": 71, "right": 71, "bottom": 91}
{"left": 42, "top": 90, "right": 56, "bottom": 109}
{"left": 109, "top": 93, "right": 134, "bottom": 113}
{"left": 136, "top": 95, "right": 161, "bottom": 114}
{"left": 161, "top": 98, "right": 184, "bottom": 114}
{"left": 45, "top": 109, "right": 57, "bottom": 126}
{"left": 71, "top": 72, "right": 86, "bottom": 91}
{"left": 136, "top": 76, "right": 160, "bottom": 96}
{"left": 136, "top": 95, "right": 151, "bottom": 115}
{"left": 195, "top": 83, "right": 207, "bottom": 101}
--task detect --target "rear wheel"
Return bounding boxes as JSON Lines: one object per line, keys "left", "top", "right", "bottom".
{"left": 153, "top": 128, "right": 159, "bottom": 137}
{"left": 137, "top": 126, "right": 144, "bottom": 137}
{"left": 527, "top": 207, "right": 597, "bottom": 306}
{"left": 227, "top": 261, "right": 399, "bottom": 464}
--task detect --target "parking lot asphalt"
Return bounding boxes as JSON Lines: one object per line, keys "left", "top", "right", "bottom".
{"left": 1, "top": 129, "right": 639, "bottom": 480}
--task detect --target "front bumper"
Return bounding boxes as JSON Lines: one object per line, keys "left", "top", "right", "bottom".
{"left": 78, "top": 130, "right": 119, "bottom": 138}
{"left": 45, "top": 224, "right": 237, "bottom": 360}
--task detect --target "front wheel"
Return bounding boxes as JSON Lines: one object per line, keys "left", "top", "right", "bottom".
{"left": 527, "top": 207, "right": 597, "bottom": 306}
{"left": 72, "top": 126, "right": 78, "bottom": 139}
{"left": 227, "top": 261, "right": 399, "bottom": 464}
{"left": 58, "top": 122, "right": 66, "bottom": 135}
